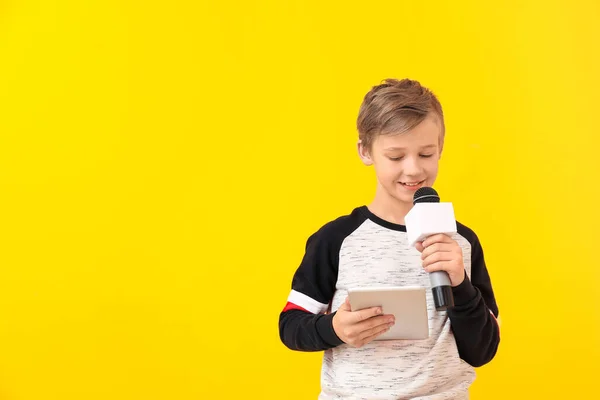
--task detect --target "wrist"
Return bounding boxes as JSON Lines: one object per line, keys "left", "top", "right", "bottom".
{"left": 451, "top": 269, "right": 466, "bottom": 287}
{"left": 316, "top": 312, "right": 344, "bottom": 347}
{"left": 451, "top": 271, "right": 478, "bottom": 306}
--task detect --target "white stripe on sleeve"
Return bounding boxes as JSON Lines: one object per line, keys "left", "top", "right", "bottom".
{"left": 287, "top": 290, "right": 329, "bottom": 314}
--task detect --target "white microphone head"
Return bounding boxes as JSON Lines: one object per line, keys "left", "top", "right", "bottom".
{"left": 405, "top": 187, "right": 457, "bottom": 247}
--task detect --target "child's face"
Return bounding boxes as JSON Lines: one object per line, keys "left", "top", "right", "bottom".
{"left": 361, "top": 115, "right": 442, "bottom": 207}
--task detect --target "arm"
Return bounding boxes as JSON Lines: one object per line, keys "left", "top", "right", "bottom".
{"left": 279, "top": 297, "right": 392, "bottom": 351}
{"left": 447, "top": 233, "right": 500, "bottom": 367}
{"left": 278, "top": 228, "right": 344, "bottom": 351}
{"left": 279, "top": 211, "right": 396, "bottom": 351}
{"left": 279, "top": 309, "right": 343, "bottom": 351}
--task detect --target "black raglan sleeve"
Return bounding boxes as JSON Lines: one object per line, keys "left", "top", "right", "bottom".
{"left": 447, "top": 223, "right": 500, "bottom": 367}
{"left": 278, "top": 211, "right": 365, "bottom": 352}
{"left": 278, "top": 226, "right": 343, "bottom": 352}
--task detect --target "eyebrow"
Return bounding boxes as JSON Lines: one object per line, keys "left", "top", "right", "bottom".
{"left": 384, "top": 144, "right": 437, "bottom": 151}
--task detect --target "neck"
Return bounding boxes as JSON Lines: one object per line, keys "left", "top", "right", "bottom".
{"left": 368, "top": 183, "right": 413, "bottom": 225}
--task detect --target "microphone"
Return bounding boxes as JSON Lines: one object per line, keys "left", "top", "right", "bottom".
{"left": 405, "top": 187, "right": 456, "bottom": 311}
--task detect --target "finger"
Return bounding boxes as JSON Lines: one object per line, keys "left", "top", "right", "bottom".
{"left": 420, "top": 243, "right": 454, "bottom": 260}
{"left": 422, "top": 233, "right": 453, "bottom": 247}
{"left": 422, "top": 251, "right": 455, "bottom": 267}
{"left": 357, "top": 318, "right": 395, "bottom": 340}
{"left": 415, "top": 242, "right": 425, "bottom": 253}
{"left": 353, "top": 305, "right": 383, "bottom": 322}
{"left": 354, "top": 314, "right": 394, "bottom": 335}
{"left": 360, "top": 324, "right": 393, "bottom": 346}
{"left": 423, "top": 260, "right": 457, "bottom": 273}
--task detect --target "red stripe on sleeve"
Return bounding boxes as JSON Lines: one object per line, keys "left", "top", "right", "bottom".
{"left": 282, "top": 302, "right": 311, "bottom": 313}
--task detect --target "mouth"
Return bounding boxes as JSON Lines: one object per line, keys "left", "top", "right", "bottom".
{"left": 399, "top": 180, "right": 426, "bottom": 191}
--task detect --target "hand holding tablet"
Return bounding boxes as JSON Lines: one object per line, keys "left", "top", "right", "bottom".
{"left": 347, "top": 286, "right": 429, "bottom": 341}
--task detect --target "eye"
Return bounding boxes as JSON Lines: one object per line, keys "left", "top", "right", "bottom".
{"left": 420, "top": 154, "right": 434, "bottom": 158}
{"left": 388, "top": 156, "right": 403, "bottom": 161}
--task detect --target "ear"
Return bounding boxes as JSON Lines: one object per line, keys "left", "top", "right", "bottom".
{"left": 357, "top": 140, "right": 373, "bottom": 166}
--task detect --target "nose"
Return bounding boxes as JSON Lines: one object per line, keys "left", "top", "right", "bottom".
{"left": 403, "top": 155, "right": 423, "bottom": 178}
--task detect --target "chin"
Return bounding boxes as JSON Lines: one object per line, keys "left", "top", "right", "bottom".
{"left": 388, "top": 190, "right": 413, "bottom": 205}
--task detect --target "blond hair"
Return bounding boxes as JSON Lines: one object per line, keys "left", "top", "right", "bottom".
{"left": 357, "top": 78, "right": 445, "bottom": 151}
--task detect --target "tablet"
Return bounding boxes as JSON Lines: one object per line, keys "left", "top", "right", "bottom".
{"left": 347, "top": 286, "right": 429, "bottom": 340}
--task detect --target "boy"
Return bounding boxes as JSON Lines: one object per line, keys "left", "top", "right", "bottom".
{"left": 278, "top": 79, "right": 500, "bottom": 399}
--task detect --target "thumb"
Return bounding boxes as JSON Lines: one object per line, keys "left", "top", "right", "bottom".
{"left": 339, "top": 297, "right": 351, "bottom": 312}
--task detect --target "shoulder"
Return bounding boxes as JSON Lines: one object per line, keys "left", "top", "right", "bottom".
{"left": 455, "top": 220, "right": 481, "bottom": 248}
{"left": 307, "top": 206, "right": 369, "bottom": 246}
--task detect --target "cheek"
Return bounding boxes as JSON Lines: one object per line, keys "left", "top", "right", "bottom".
{"left": 425, "top": 159, "right": 439, "bottom": 175}
{"left": 373, "top": 160, "right": 399, "bottom": 182}
{"left": 378, "top": 161, "right": 401, "bottom": 179}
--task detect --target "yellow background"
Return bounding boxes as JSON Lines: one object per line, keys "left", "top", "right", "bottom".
{"left": 1, "top": 1, "right": 599, "bottom": 399}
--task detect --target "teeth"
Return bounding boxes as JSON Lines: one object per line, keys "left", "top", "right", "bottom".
{"left": 403, "top": 182, "right": 421, "bottom": 186}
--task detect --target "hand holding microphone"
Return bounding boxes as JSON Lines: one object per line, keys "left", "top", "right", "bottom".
{"left": 405, "top": 187, "right": 465, "bottom": 310}
{"left": 415, "top": 235, "right": 465, "bottom": 288}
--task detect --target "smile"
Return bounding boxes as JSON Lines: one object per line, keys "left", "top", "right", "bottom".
{"left": 399, "top": 180, "right": 425, "bottom": 190}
